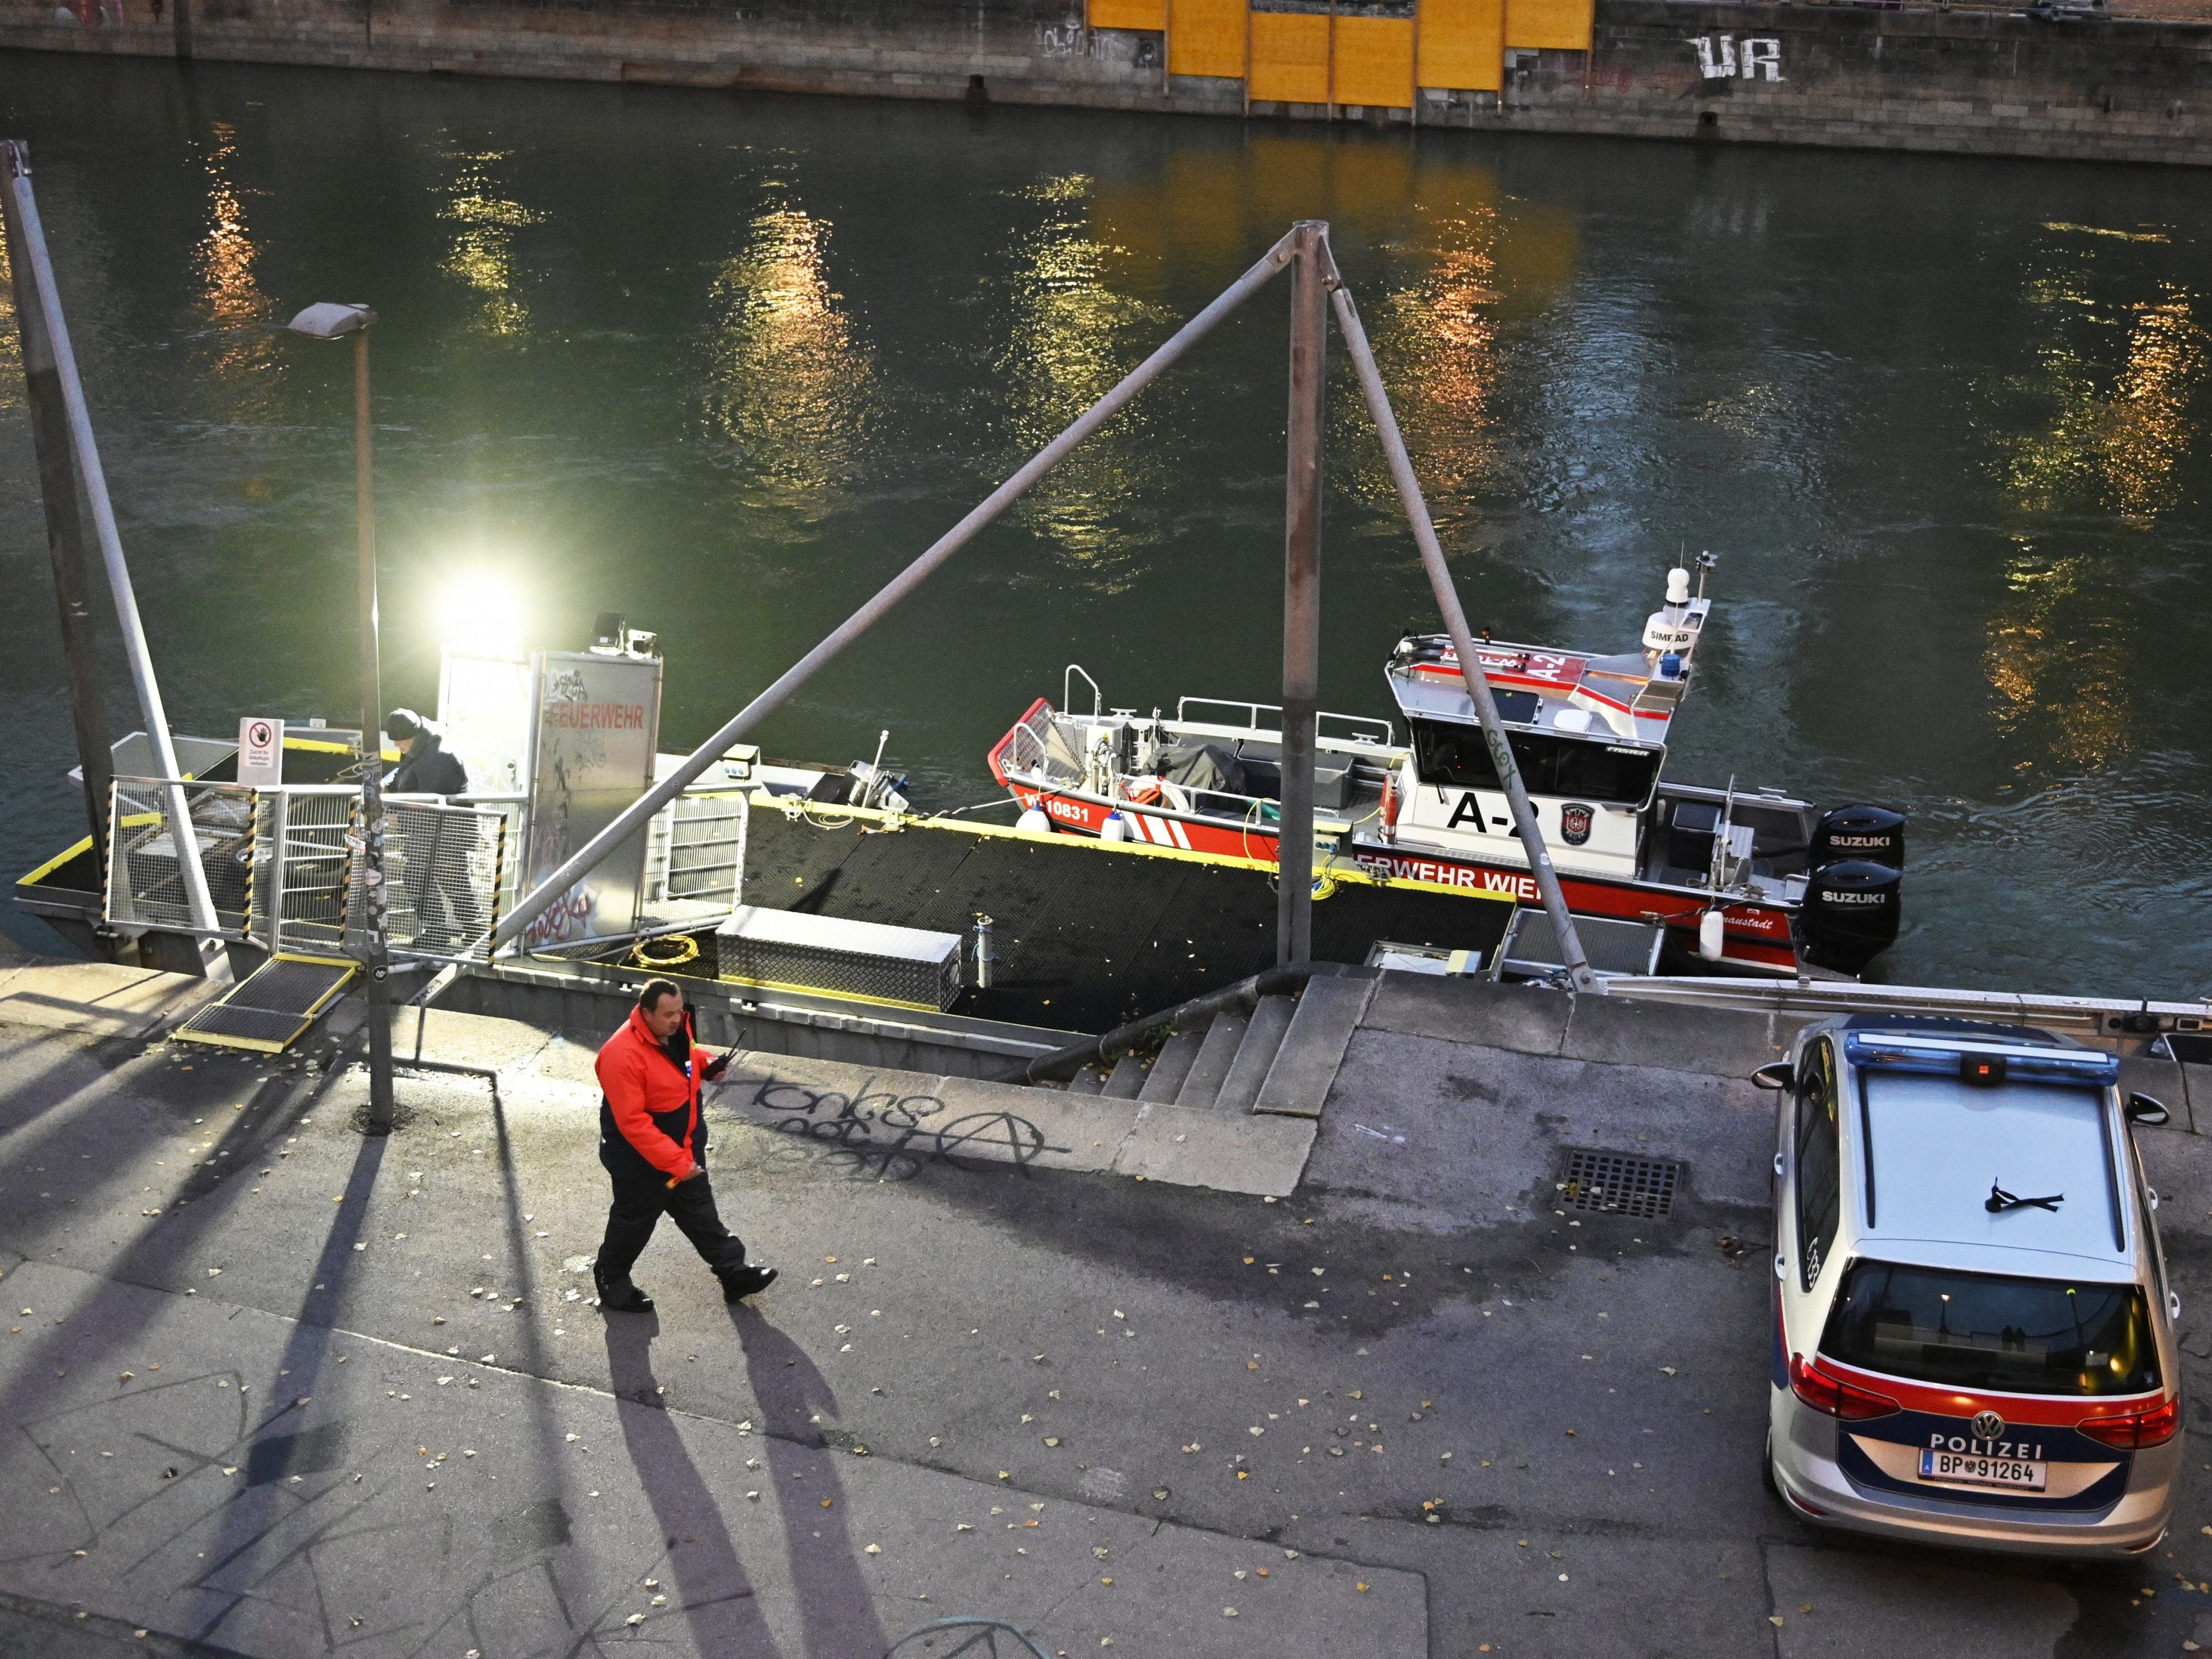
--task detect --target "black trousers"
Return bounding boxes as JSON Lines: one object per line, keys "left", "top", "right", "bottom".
{"left": 596, "top": 1169, "right": 748, "bottom": 1289}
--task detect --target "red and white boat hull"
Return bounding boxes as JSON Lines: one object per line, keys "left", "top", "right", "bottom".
{"left": 1003, "top": 779, "right": 1803, "bottom": 974}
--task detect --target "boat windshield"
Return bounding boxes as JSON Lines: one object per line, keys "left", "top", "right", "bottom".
{"left": 1410, "top": 719, "right": 1661, "bottom": 808}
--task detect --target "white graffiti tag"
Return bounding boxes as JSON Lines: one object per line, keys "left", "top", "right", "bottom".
{"left": 1688, "top": 35, "right": 1782, "bottom": 82}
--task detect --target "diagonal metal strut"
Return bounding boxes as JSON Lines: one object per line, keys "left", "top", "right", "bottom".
{"left": 1321, "top": 237, "right": 1601, "bottom": 994}
{"left": 492, "top": 227, "right": 1305, "bottom": 955}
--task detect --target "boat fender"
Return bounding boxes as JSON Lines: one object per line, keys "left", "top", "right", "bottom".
{"left": 1380, "top": 774, "right": 1400, "bottom": 841}
{"left": 1697, "top": 908, "right": 1727, "bottom": 962}
{"left": 1016, "top": 807, "right": 1055, "bottom": 836}
{"left": 1101, "top": 812, "right": 1129, "bottom": 843}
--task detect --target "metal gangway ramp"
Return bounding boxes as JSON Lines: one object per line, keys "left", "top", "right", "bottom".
{"left": 105, "top": 775, "right": 515, "bottom": 1053}
{"left": 171, "top": 951, "right": 357, "bottom": 1053}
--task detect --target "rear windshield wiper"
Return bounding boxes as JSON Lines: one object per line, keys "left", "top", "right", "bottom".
{"left": 1986, "top": 1180, "right": 2064, "bottom": 1214}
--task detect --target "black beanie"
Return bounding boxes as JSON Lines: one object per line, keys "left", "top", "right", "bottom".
{"left": 386, "top": 709, "right": 424, "bottom": 742}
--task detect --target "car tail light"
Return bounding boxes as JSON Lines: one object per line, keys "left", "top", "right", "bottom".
{"left": 2077, "top": 1396, "right": 2181, "bottom": 1450}
{"left": 1790, "top": 1353, "right": 1900, "bottom": 1421}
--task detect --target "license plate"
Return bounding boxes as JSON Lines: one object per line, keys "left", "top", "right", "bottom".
{"left": 1918, "top": 1449, "right": 2047, "bottom": 1492}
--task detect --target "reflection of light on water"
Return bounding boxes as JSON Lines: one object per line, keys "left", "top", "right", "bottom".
{"left": 441, "top": 150, "right": 543, "bottom": 338}
{"left": 995, "top": 175, "right": 1169, "bottom": 574}
{"left": 1983, "top": 543, "right": 2133, "bottom": 770}
{"left": 699, "top": 205, "right": 874, "bottom": 496}
{"left": 194, "top": 122, "right": 279, "bottom": 408}
{"left": 2103, "top": 291, "right": 2205, "bottom": 521}
{"left": 0, "top": 237, "right": 18, "bottom": 416}
{"left": 1999, "top": 264, "right": 2205, "bottom": 525}
{"left": 1353, "top": 209, "right": 1500, "bottom": 515}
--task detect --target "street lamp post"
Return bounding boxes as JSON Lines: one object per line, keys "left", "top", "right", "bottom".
{"left": 288, "top": 301, "right": 394, "bottom": 1134}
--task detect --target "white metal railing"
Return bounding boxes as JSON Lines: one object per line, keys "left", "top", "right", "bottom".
{"left": 106, "top": 777, "right": 513, "bottom": 963}
{"left": 1174, "top": 696, "right": 1395, "bottom": 749}
{"left": 106, "top": 777, "right": 260, "bottom": 939}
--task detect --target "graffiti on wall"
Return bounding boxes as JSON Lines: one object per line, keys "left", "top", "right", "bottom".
{"left": 1689, "top": 35, "right": 1783, "bottom": 82}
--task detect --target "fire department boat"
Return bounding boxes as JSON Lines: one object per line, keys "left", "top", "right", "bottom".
{"left": 989, "top": 562, "right": 1908, "bottom": 977}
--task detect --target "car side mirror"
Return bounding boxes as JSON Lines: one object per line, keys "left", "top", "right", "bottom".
{"left": 2125, "top": 1092, "right": 2171, "bottom": 1127}
{"left": 1753, "top": 1062, "right": 1794, "bottom": 1091}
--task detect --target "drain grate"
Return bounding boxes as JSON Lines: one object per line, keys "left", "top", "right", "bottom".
{"left": 1558, "top": 1149, "right": 1681, "bottom": 1219}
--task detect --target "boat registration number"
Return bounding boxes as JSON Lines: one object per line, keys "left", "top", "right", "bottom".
{"left": 1918, "top": 1449, "right": 2046, "bottom": 1492}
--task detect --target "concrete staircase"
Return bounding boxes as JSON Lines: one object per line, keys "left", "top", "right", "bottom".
{"left": 1058, "top": 974, "right": 1374, "bottom": 1120}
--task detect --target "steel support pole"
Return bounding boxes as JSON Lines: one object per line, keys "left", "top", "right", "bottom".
{"left": 1325, "top": 265, "right": 1601, "bottom": 993}
{"left": 1, "top": 142, "right": 230, "bottom": 980}
{"left": 1277, "top": 221, "right": 1327, "bottom": 967}
{"left": 1, "top": 144, "right": 112, "bottom": 899}
{"left": 489, "top": 228, "right": 1301, "bottom": 956}
{"left": 352, "top": 328, "right": 395, "bottom": 1132}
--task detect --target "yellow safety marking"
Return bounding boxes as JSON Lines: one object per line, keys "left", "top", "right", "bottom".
{"left": 710, "top": 973, "right": 944, "bottom": 1015}
{"left": 174, "top": 953, "right": 359, "bottom": 1053}
{"left": 17, "top": 835, "right": 93, "bottom": 889}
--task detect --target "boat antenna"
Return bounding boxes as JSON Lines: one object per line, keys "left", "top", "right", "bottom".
{"left": 1696, "top": 550, "right": 1717, "bottom": 600}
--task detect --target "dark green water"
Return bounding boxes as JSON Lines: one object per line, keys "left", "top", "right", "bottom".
{"left": 2, "top": 54, "right": 2208, "bottom": 996}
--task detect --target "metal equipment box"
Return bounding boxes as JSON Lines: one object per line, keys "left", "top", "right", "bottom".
{"left": 715, "top": 904, "right": 964, "bottom": 1011}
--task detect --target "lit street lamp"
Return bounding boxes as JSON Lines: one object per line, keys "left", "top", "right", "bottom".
{"left": 287, "top": 300, "right": 394, "bottom": 1134}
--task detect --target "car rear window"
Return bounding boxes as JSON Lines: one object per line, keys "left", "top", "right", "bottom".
{"left": 1820, "top": 1259, "right": 2158, "bottom": 1396}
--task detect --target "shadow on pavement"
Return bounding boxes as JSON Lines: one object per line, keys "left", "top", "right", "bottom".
{"left": 603, "top": 1312, "right": 786, "bottom": 1657}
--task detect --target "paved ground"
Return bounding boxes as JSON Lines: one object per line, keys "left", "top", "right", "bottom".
{"left": 1, "top": 950, "right": 2210, "bottom": 1656}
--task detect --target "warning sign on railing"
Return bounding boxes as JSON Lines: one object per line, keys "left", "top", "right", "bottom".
{"left": 237, "top": 717, "right": 284, "bottom": 789}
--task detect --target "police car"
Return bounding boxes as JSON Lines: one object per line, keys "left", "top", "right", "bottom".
{"left": 1761, "top": 1015, "right": 2181, "bottom": 1555}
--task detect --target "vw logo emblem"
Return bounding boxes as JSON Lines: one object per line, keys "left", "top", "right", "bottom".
{"left": 1970, "top": 1410, "right": 2006, "bottom": 1442}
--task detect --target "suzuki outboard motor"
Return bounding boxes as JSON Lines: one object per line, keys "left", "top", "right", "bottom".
{"left": 1802, "top": 859, "right": 1903, "bottom": 972}
{"left": 1803, "top": 805, "right": 1906, "bottom": 972}
{"left": 1810, "top": 804, "right": 1904, "bottom": 870}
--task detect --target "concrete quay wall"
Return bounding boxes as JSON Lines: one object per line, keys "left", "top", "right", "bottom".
{"left": 1498, "top": 1, "right": 2212, "bottom": 166}
{"left": 4, "top": 0, "right": 2209, "bottom": 162}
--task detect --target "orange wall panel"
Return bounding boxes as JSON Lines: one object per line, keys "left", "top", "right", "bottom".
{"left": 1090, "top": 0, "right": 1166, "bottom": 29}
{"left": 1248, "top": 11, "right": 1331, "bottom": 105}
{"left": 1417, "top": 0, "right": 1502, "bottom": 90}
{"left": 1503, "top": 0, "right": 1590, "bottom": 52}
{"left": 1167, "top": 0, "right": 1247, "bottom": 78}
{"left": 1333, "top": 15, "right": 1413, "bottom": 109}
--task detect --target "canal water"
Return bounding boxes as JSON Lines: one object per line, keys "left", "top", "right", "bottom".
{"left": 2, "top": 54, "right": 2208, "bottom": 997}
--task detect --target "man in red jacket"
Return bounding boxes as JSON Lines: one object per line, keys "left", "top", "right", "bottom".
{"left": 592, "top": 978, "right": 776, "bottom": 1312}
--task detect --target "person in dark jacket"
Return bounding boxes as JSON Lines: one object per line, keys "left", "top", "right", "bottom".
{"left": 592, "top": 978, "right": 776, "bottom": 1312}
{"left": 383, "top": 709, "right": 482, "bottom": 949}
{"left": 384, "top": 709, "right": 470, "bottom": 796}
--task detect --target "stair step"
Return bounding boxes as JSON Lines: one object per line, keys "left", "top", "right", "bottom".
{"left": 1102, "top": 1049, "right": 1150, "bottom": 1098}
{"left": 1139, "top": 1028, "right": 1208, "bottom": 1102}
{"left": 1253, "top": 976, "right": 1376, "bottom": 1118}
{"left": 1063, "top": 1061, "right": 1107, "bottom": 1095}
{"left": 1173, "top": 1011, "right": 1249, "bottom": 1109}
{"left": 1216, "top": 995, "right": 1296, "bottom": 1115}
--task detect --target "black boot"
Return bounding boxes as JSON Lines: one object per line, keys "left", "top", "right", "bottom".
{"left": 594, "top": 1263, "right": 654, "bottom": 1313}
{"left": 720, "top": 1264, "right": 778, "bottom": 1302}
